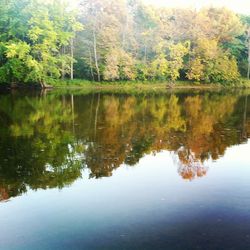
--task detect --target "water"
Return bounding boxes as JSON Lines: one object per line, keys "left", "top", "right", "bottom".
{"left": 0, "top": 89, "right": 249, "bottom": 250}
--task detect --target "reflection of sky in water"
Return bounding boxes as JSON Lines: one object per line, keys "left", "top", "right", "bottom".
{"left": 0, "top": 91, "right": 249, "bottom": 249}
{"left": 0, "top": 140, "right": 249, "bottom": 250}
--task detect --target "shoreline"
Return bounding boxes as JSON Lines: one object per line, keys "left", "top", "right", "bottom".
{"left": 1, "top": 80, "right": 250, "bottom": 92}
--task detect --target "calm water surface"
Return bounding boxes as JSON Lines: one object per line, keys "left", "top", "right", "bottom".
{"left": 0, "top": 90, "right": 249, "bottom": 250}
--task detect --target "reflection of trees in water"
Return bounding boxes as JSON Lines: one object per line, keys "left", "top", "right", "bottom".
{"left": 0, "top": 94, "right": 84, "bottom": 201}
{"left": 171, "top": 94, "right": 239, "bottom": 180}
{"left": 242, "top": 96, "right": 248, "bottom": 139}
{"left": 0, "top": 91, "right": 249, "bottom": 200}
{"left": 79, "top": 93, "right": 247, "bottom": 180}
{"left": 77, "top": 92, "right": 248, "bottom": 176}
{"left": 173, "top": 147, "right": 208, "bottom": 181}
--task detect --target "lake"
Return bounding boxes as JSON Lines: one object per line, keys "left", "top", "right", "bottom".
{"left": 0, "top": 89, "right": 249, "bottom": 250}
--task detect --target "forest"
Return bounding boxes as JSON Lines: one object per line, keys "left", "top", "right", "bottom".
{"left": 0, "top": 0, "right": 250, "bottom": 87}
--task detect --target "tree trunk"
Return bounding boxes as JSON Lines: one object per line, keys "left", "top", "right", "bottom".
{"left": 70, "top": 38, "right": 74, "bottom": 80}
{"left": 144, "top": 43, "right": 147, "bottom": 63}
{"left": 247, "top": 44, "right": 250, "bottom": 80}
{"left": 88, "top": 48, "right": 94, "bottom": 81}
{"left": 122, "top": 12, "right": 128, "bottom": 49}
{"left": 61, "top": 46, "right": 65, "bottom": 80}
{"left": 247, "top": 29, "right": 250, "bottom": 80}
{"left": 93, "top": 29, "right": 100, "bottom": 82}
{"left": 39, "top": 80, "right": 53, "bottom": 89}
{"left": 40, "top": 81, "right": 46, "bottom": 89}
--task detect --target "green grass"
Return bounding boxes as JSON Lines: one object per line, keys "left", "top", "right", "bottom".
{"left": 2, "top": 78, "right": 249, "bottom": 91}
{"left": 44, "top": 78, "right": 250, "bottom": 96}
{"left": 48, "top": 79, "right": 228, "bottom": 90}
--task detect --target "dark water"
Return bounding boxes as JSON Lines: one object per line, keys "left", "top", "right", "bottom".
{"left": 0, "top": 89, "right": 249, "bottom": 250}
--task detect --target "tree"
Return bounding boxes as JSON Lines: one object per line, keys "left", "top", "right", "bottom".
{"left": 200, "top": 8, "right": 244, "bottom": 44}
{"left": 79, "top": 0, "right": 128, "bottom": 81}
{"left": 242, "top": 17, "right": 250, "bottom": 79}
{"left": 167, "top": 42, "right": 190, "bottom": 82}
{"left": 187, "top": 39, "right": 239, "bottom": 83}
{"left": 186, "top": 57, "right": 204, "bottom": 82}
{"left": 0, "top": 0, "right": 82, "bottom": 87}
{"left": 248, "top": 28, "right": 250, "bottom": 79}
{"left": 0, "top": 0, "right": 249, "bottom": 85}
{"left": 103, "top": 48, "right": 136, "bottom": 80}
{"left": 150, "top": 53, "right": 168, "bottom": 80}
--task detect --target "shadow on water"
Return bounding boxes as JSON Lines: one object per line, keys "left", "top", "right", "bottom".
{"left": 0, "top": 89, "right": 249, "bottom": 201}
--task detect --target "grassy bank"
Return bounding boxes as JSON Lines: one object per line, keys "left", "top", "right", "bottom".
{"left": 1, "top": 79, "right": 249, "bottom": 91}
{"left": 48, "top": 78, "right": 250, "bottom": 90}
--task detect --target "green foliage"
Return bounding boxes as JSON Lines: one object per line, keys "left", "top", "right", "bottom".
{"left": 150, "top": 53, "right": 168, "bottom": 80}
{"left": 0, "top": 0, "right": 83, "bottom": 85}
{"left": 186, "top": 57, "right": 204, "bottom": 81}
{"left": 187, "top": 39, "right": 240, "bottom": 83}
{"left": 167, "top": 42, "right": 190, "bottom": 81}
{"left": 135, "top": 63, "right": 149, "bottom": 81}
{"left": 103, "top": 49, "right": 136, "bottom": 81}
{"left": 0, "top": 0, "right": 249, "bottom": 85}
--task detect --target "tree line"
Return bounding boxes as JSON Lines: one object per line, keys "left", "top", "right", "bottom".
{"left": 0, "top": 0, "right": 250, "bottom": 87}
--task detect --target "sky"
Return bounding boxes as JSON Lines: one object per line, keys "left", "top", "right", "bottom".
{"left": 64, "top": 0, "right": 249, "bottom": 15}
{"left": 143, "top": 0, "right": 250, "bottom": 14}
